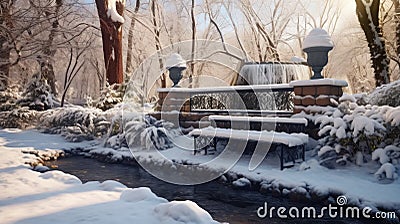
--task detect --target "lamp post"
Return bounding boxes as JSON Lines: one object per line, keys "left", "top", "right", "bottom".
{"left": 166, "top": 53, "right": 187, "bottom": 87}
{"left": 303, "top": 28, "right": 334, "bottom": 80}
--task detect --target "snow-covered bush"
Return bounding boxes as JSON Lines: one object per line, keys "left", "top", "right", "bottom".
{"left": 124, "top": 115, "right": 176, "bottom": 150}
{"left": 298, "top": 95, "right": 400, "bottom": 171}
{"left": 17, "top": 73, "right": 54, "bottom": 111}
{"left": 0, "top": 107, "right": 37, "bottom": 129}
{"left": 92, "top": 83, "right": 124, "bottom": 111}
{"left": 0, "top": 85, "right": 21, "bottom": 111}
{"left": 38, "top": 107, "right": 110, "bottom": 142}
{"left": 369, "top": 79, "right": 400, "bottom": 107}
{"left": 123, "top": 114, "right": 178, "bottom": 150}
{"left": 374, "top": 163, "right": 398, "bottom": 180}
{"left": 372, "top": 145, "right": 400, "bottom": 166}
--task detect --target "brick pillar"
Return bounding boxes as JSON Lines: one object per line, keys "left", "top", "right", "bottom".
{"left": 290, "top": 79, "right": 348, "bottom": 114}
{"left": 157, "top": 89, "right": 191, "bottom": 112}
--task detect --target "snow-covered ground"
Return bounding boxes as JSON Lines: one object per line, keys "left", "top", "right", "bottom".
{"left": 1, "top": 128, "right": 400, "bottom": 223}
{"left": 0, "top": 129, "right": 219, "bottom": 224}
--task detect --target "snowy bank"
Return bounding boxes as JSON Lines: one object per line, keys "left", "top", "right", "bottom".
{"left": 90, "top": 134, "right": 400, "bottom": 212}
{"left": 2, "top": 129, "right": 400, "bottom": 215}
{"left": 0, "top": 129, "right": 219, "bottom": 224}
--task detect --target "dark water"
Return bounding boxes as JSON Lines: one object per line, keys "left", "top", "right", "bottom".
{"left": 46, "top": 156, "right": 391, "bottom": 224}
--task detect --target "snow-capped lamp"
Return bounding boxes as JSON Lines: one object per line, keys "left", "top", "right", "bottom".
{"left": 303, "top": 28, "right": 334, "bottom": 79}
{"left": 165, "top": 53, "right": 187, "bottom": 87}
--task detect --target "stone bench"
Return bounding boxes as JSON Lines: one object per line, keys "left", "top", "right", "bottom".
{"left": 189, "top": 127, "right": 308, "bottom": 170}
{"left": 208, "top": 115, "right": 307, "bottom": 133}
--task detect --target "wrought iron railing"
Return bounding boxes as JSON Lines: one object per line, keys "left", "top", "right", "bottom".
{"left": 187, "top": 84, "right": 294, "bottom": 113}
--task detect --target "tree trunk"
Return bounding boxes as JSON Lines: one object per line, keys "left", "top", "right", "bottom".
{"left": 125, "top": 0, "right": 140, "bottom": 76}
{"left": 393, "top": 0, "right": 400, "bottom": 62}
{"left": 40, "top": 61, "right": 57, "bottom": 95}
{"left": 95, "top": 0, "right": 124, "bottom": 85}
{"left": 355, "top": 0, "right": 390, "bottom": 87}
{"left": 0, "top": 2, "right": 13, "bottom": 90}
{"left": 39, "top": 0, "right": 63, "bottom": 96}
{"left": 150, "top": 0, "right": 165, "bottom": 88}
{"left": 0, "top": 37, "right": 10, "bottom": 90}
{"left": 190, "top": 0, "right": 196, "bottom": 87}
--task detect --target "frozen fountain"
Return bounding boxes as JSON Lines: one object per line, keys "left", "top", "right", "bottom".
{"left": 236, "top": 61, "right": 310, "bottom": 85}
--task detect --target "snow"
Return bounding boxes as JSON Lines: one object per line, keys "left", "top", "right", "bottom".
{"left": 33, "top": 164, "right": 50, "bottom": 172}
{"left": 154, "top": 201, "right": 219, "bottom": 224}
{"left": 369, "top": 79, "right": 400, "bottom": 106}
{"left": 372, "top": 148, "right": 389, "bottom": 164}
{"left": 232, "top": 177, "right": 251, "bottom": 188}
{"left": 375, "top": 163, "right": 398, "bottom": 180}
{"left": 302, "top": 28, "right": 334, "bottom": 49}
{"left": 386, "top": 107, "right": 400, "bottom": 126}
{"left": 208, "top": 115, "right": 308, "bottom": 125}
{"left": 1, "top": 128, "right": 400, "bottom": 215}
{"left": 107, "top": 0, "right": 125, "bottom": 23}
{"left": 355, "top": 151, "right": 364, "bottom": 166}
{"left": 165, "top": 53, "right": 187, "bottom": 69}
{"left": 0, "top": 129, "right": 219, "bottom": 224}
{"left": 158, "top": 83, "right": 293, "bottom": 93}
{"left": 189, "top": 127, "right": 308, "bottom": 147}
{"left": 335, "top": 126, "right": 347, "bottom": 139}
{"left": 372, "top": 146, "right": 400, "bottom": 165}
{"left": 120, "top": 187, "right": 167, "bottom": 203}
{"left": 192, "top": 109, "right": 293, "bottom": 115}
{"left": 351, "top": 116, "right": 385, "bottom": 136}
{"left": 317, "top": 125, "right": 332, "bottom": 136}
{"left": 318, "top": 145, "right": 334, "bottom": 157}
{"left": 290, "top": 56, "right": 306, "bottom": 63}
{"left": 339, "top": 94, "right": 356, "bottom": 103}
{"left": 289, "top": 78, "right": 348, "bottom": 87}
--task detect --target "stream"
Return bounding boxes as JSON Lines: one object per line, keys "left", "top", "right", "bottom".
{"left": 46, "top": 156, "right": 383, "bottom": 224}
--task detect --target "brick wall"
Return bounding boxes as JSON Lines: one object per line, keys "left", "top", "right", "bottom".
{"left": 293, "top": 85, "right": 345, "bottom": 114}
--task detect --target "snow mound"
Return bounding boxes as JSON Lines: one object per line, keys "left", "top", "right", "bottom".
{"left": 232, "top": 177, "right": 251, "bottom": 188}
{"left": 339, "top": 94, "right": 356, "bottom": 103}
{"left": 166, "top": 53, "right": 187, "bottom": 69}
{"left": 318, "top": 145, "right": 334, "bottom": 157}
{"left": 372, "top": 148, "right": 390, "bottom": 164}
{"left": 154, "top": 200, "right": 219, "bottom": 224}
{"left": 100, "top": 180, "right": 127, "bottom": 192}
{"left": 372, "top": 145, "right": 400, "bottom": 164}
{"left": 33, "top": 165, "right": 50, "bottom": 172}
{"left": 303, "top": 28, "right": 334, "bottom": 49}
{"left": 291, "top": 186, "right": 308, "bottom": 194}
{"left": 39, "top": 170, "right": 82, "bottom": 184}
{"left": 299, "top": 159, "right": 320, "bottom": 171}
{"left": 375, "top": 163, "right": 398, "bottom": 180}
{"left": 120, "top": 187, "right": 167, "bottom": 203}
